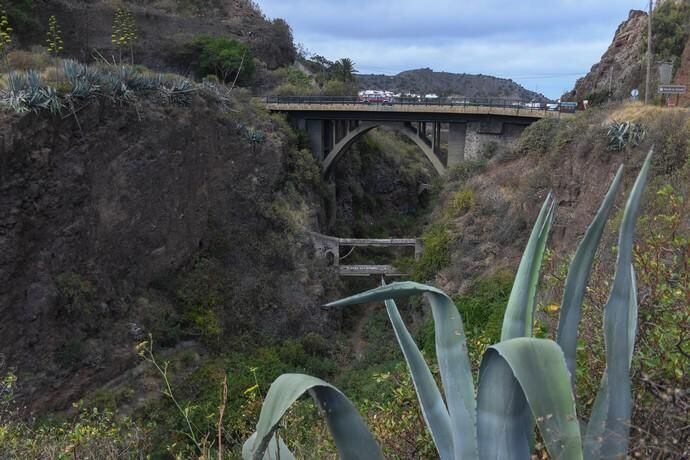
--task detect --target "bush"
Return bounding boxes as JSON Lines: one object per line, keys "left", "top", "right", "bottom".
{"left": 321, "top": 79, "right": 357, "bottom": 96}
{"left": 272, "top": 82, "right": 316, "bottom": 96}
{"left": 446, "top": 186, "right": 475, "bottom": 217}
{"left": 6, "top": 50, "right": 49, "bottom": 71}
{"left": 412, "top": 223, "right": 452, "bottom": 281}
{"left": 516, "top": 118, "right": 562, "bottom": 155}
{"left": 651, "top": 0, "right": 690, "bottom": 66}
{"left": 184, "top": 35, "right": 255, "bottom": 85}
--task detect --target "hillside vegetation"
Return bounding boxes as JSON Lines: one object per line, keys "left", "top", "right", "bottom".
{"left": 2, "top": 100, "right": 686, "bottom": 458}
{"left": 357, "top": 68, "right": 547, "bottom": 100}
{"left": 0, "top": 2, "right": 688, "bottom": 459}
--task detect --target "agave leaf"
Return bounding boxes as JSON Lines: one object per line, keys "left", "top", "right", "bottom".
{"left": 584, "top": 265, "right": 638, "bottom": 459}
{"left": 242, "top": 432, "right": 295, "bottom": 460}
{"left": 477, "top": 338, "right": 583, "bottom": 460}
{"left": 383, "top": 295, "right": 453, "bottom": 459}
{"left": 557, "top": 165, "right": 624, "bottom": 382}
{"left": 244, "top": 374, "right": 382, "bottom": 460}
{"left": 501, "top": 193, "right": 555, "bottom": 340}
{"left": 325, "top": 282, "right": 479, "bottom": 459}
{"left": 585, "top": 149, "right": 652, "bottom": 459}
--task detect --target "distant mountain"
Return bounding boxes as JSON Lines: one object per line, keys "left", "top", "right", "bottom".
{"left": 357, "top": 68, "right": 548, "bottom": 101}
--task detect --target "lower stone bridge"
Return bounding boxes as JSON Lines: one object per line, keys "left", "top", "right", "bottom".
{"left": 308, "top": 232, "right": 422, "bottom": 278}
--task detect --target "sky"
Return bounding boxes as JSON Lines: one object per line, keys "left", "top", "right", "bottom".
{"left": 257, "top": 0, "right": 651, "bottom": 99}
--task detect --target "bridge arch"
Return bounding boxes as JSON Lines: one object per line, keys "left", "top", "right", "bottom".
{"left": 322, "top": 121, "right": 447, "bottom": 177}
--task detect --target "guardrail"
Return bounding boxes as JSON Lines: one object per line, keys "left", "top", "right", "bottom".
{"left": 264, "top": 96, "right": 576, "bottom": 114}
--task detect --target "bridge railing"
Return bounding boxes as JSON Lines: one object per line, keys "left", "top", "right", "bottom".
{"left": 263, "top": 96, "right": 575, "bottom": 114}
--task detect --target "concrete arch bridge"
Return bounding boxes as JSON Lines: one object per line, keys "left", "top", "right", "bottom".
{"left": 265, "top": 96, "right": 566, "bottom": 176}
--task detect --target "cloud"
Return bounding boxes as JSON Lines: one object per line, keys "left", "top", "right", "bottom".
{"left": 257, "top": 0, "right": 646, "bottom": 98}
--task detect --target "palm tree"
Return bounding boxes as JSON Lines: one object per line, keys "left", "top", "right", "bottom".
{"left": 330, "top": 57, "right": 357, "bottom": 82}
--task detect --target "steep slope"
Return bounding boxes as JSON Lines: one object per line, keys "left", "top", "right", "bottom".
{"left": 0, "top": 91, "right": 339, "bottom": 411}
{"left": 10, "top": 0, "right": 296, "bottom": 72}
{"left": 357, "top": 68, "right": 548, "bottom": 101}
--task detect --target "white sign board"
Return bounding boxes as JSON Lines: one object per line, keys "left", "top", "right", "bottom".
{"left": 658, "top": 85, "right": 687, "bottom": 94}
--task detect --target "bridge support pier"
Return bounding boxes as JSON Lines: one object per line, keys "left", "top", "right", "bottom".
{"left": 448, "top": 122, "right": 467, "bottom": 167}
{"left": 306, "top": 119, "right": 325, "bottom": 160}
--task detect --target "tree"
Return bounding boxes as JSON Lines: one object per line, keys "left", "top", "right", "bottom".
{"left": 330, "top": 57, "right": 357, "bottom": 83}
{"left": 45, "top": 15, "right": 63, "bottom": 83}
{"left": 112, "top": 8, "right": 137, "bottom": 64}
{"left": 0, "top": 4, "right": 12, "bottom": 70}
{"left": 188, "top": 36, "right": 255, "bottom": 86}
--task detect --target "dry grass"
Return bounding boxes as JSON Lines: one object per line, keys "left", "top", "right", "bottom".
{"left": 6, "top": 50, "right": 50, "bottom": 71}
{"left": 606, "top": 101, "right": 690, "bottom": 123}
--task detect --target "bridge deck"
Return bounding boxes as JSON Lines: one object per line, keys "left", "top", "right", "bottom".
{"left": 265, "top": 103, "right": 564, "bottom": 120}
{"left": 338, "top": 237, "right": 418, "bottom": 247}
{"left": 339, "top": 264, "right": 406, "bottom": 277}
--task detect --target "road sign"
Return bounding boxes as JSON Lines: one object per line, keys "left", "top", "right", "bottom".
{"left": 631, "top": 88, "right": 639, "bottom": 98}
{"left": 658, "top": 85, "right": 687, "bottom": 94}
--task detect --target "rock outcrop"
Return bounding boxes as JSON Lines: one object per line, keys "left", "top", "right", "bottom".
{"left": 674, "top": 36, "right": 690, "bottom": 107}
{"left": 564, "top": 10, "right": 648, "bottom": 102}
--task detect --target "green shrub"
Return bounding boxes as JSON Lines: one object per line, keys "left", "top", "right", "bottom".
{"left": 651, "top": 0, "right": 690, "bottom": 67}
{"left": 516, "top": 118, "right": 561, "bottom": 155}
{"left": 175, "top": 257, "right": 225, "bottom": 344}
{"left": 412, "top": 223, "right": 452, "bottom": 281}
{"left": 445, "top": 186, "right": 475, "bottom": 218}
{"left": 446, "top": 159, "right": 487, "bottom": 183}
{"left": 54, "top": 272, "right": 96, "bottom": 316}
{"left": 184, "top": 35, "right": 255, "bottom": 85}
{"left": 321, "top": 79, "right": 357, "bottom": 96}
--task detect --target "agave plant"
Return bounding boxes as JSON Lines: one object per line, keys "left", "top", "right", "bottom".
{"left": 159, "top": 78, "right": 195, "bottom": 106}
{"left": 0, "top": 70, "right": 61, "bottom": 114}
{"left": 607, "top": 121, "right": 646, "bottom": 152}
{"left": 243, "top": 149, "right": 654, "bottom": 460}
{"left": 63, "top": 59, "right": 101, "bottom": 99}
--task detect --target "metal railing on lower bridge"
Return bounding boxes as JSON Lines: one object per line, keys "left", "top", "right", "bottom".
{"left": 308, "top": 232, "right": 422, "bottom": 278}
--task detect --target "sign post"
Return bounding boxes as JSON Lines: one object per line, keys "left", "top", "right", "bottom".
{"left": 658, "top": 86, "right": 686, "bottom": 108}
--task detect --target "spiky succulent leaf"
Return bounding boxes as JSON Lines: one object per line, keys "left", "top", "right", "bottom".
{"left": 585, "top": 148, "right": 652, "bottom": 458}
{"left": 244, "top": 374, "right": 381, "bottom": 460}
{"left": 557, "top": 165, "right": 624, "bottom": 382}
{"left": 584, "top": 265, "right": 638, "bottom": 459}
{"left": 382, "top": 294, "right": 453, "bottom": 459}
{"left": 477, "top": 338, "right": 583, "bottom": 460}
{"left": 501, "top": 193, "right": 555, "bottom": 340}
{"left": 325, "top": 282, "right": 478, "bottom": 459}
{"left": 242, "top": 432, "right": 295, "bottom": 460}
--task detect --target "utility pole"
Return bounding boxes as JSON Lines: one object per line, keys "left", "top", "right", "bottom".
{"left": 645, "top": 0, "right": 653, "bottom": 104}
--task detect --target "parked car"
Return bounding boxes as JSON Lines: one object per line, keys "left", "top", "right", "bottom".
{"left": 523, "top": 101, "right": 544, "bottom": 109}
{"left": 358, "top": 90, "right": 394, "bottom": 104}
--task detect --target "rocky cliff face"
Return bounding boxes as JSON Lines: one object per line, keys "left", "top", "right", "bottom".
{"left": 0, "top": 94, "right": 338, "bottom": 411}
{"left": 12, "top": 0, "right": 296, "bottom": 72}
{"left": 564, "top": 10, "right": 648, "bottom": 102}
{"left": 674, "top": 36, "right": 690, "bottom": 106}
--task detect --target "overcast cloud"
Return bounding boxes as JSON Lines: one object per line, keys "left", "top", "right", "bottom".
{"left": 257, "top": 0, "right": 649, "bottom": 98}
